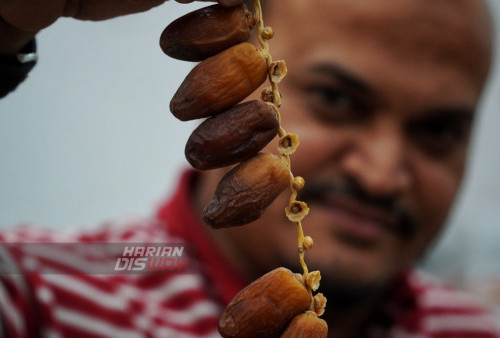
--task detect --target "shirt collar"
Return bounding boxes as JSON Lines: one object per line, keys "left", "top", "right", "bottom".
{"left": 156, "top": 169, "right": 247, "bottom": 305}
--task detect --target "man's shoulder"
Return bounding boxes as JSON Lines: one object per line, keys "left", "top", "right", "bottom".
{"left": 402, "top": 269, "right": 500, "bottom": 336}
{"left": 0, "top": 215, "right": 173, "bottom": 243}
{"left": 0, "top": 217, "right": 223, "bottom": 337}
{"left": 0, "top": 216, "right": 187, "bottom": 276}
{"left": 408, "top": 269, "right": 492, "bottom": 309}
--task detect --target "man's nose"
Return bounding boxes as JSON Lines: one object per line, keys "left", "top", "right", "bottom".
{"left": 341, "top": 120, "right": 411, "bottom": 197}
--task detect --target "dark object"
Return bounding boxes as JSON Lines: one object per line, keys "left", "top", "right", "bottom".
{"left": 160, "top": 3, "right": 255, "bottom": 62}
{"left": 0, "top": 39, "right": 37, "bottom": 98}
{"left": 203, "top": 153, "right": 290, "bottom": 228}
{"left": 185, "top": 100, "right": 279, "bottom": 170}
{"left": 170, "top": 42, "right": 267, "bottom": 121}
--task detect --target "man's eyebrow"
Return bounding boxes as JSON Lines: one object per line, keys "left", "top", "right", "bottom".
{"left": 308, "top": 63, "right": 375, "bottom": 95}
{"left": 418, "top": 107, "right": 476, "bottom": 122}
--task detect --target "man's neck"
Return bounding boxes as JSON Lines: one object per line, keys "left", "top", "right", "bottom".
{"left": 193, "top": 170, "right": 387, "bottom": 337}
{"left": 192, "top": 170, "right": 267, "bottom": 282}
{"left": 322, "top": 294, "right": 381, "bottom": 338}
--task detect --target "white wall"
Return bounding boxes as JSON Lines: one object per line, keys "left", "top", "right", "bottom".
{"left": 421, "top": 0, "right": 500, "bottom": 319}
{"left": 1, "top": 0, "right": 500, "bottom": 317}
{"left": 0, "top": 2, "right": 201, "bottom": 228}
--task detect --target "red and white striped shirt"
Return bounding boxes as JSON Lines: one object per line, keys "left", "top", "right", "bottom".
{"left": 0, "top": 171, "right": 498, "bottom": 337}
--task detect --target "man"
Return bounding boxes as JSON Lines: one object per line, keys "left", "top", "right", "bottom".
{"left": 200, "top": 0, "right": 499, "bottom": 335}
{"left": 198, "top": 0, "right": 499, "bottom": 335}
{"left": 0, "top": 0, "right": 498, "bottom": 337}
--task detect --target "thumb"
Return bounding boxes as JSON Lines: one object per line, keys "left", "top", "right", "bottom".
{"left": 175, "top": 0, "right": 243, "bottom": 7}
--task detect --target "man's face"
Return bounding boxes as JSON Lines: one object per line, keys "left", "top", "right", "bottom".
{"left": 207, "top": 0, "right": 492, "bottom": 295}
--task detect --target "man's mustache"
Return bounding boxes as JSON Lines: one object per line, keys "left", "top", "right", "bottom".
{"left": 297, "top": 177, "right": 418, "bottom": 239}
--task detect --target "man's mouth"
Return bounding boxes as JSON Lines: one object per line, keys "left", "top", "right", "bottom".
{"left": 297, "top": 178, "right": 417, "bottom": 247}
{"left": 317, "top": 194, "right": 399, "bottom": 247}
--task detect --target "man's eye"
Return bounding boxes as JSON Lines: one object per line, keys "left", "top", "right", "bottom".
{"left": 305, "top": 86, "right": 368, "bottom": 123}
{"left": 409, "top": 120, "right": 470, "bottom": 156}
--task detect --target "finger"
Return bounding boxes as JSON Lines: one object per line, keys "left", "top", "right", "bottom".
{"left": 174, "top": 0, "right": 243, "bottom": 6}
{"left": 65, "top": 0, "right": 168, "bottom": 21}
{"left": 217, "top": 0, "right": 243, "bottom": 6}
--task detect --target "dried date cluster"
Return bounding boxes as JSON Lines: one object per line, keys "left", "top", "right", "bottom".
{"left": 160, "top": 2, "right": 327, "bottom": 337}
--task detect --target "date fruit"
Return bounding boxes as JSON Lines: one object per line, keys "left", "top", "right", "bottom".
{"left": 203, "top": 152, "right": 289, "bottom": 228}
{"left": 170, "top": 42, "right": 267, "bottom": 121}
{"left": 218, "top": 267, "right": 310, "bottom": 338}
{"left": 160, "top": 4, "right": 255, "bottom": 62}
{"left": 281, "top": 311, "right": 328, "bottom": 338}
{"left": 185, "top": 100, "right": 279, "bottom": 170}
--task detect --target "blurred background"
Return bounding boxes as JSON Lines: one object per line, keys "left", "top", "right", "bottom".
{"left": 1, "top": 0, "right": 499, "bottom": 321}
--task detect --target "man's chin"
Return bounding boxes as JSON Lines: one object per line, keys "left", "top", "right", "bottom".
{"left": 287, "top": 257, "right": 395, "bottom": 311}
{"left": 319, "top": 271, "right": 390, "bottom": 311}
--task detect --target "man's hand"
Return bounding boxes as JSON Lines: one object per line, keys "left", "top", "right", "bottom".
{"left": 0, "top": 0, "right": 243, "bottom": 32}
{"left": 0, "top": 0, "right": 242, "bottom": 53}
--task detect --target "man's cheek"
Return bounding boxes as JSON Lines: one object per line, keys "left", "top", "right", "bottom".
{"left": 415, "top": 161, "right": 462, "bottom": 238}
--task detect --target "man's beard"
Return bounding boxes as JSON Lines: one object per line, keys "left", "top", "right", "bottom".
{"left": 287, "top": 258, "right": 391, "bottom": 311}
{"left": 284, "top": 175, "right": 419, "bottom": 309}
{"left": 298, "top": 175, "right": 419, "bottom": 241}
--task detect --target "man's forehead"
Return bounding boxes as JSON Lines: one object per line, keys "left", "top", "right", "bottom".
{"left": 270, "top": 0, "right": 490, "bottom": 26}
{"left": 271, "top": 0, "right": 491, "bottom": 44}
{"left": 268, "top": 0, "right": 492, "bottom": 89}
{"left": 333, "top": 0, "right": 490, "bottom": 50}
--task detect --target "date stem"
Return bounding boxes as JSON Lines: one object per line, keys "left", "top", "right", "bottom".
{"left": 252, "top": 0, "right": 321, "bottom": 312}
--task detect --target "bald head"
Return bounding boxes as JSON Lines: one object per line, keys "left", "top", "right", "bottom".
{"left": 204, "top": 0, "right": 496, "bottom": 315}
{"left": 263, "top": 0, "right": 493, "bottom": 91}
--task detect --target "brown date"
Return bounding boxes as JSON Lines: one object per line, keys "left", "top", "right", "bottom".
{"left": 281, "top": 311, "right": 328, "bottom": 338}
{"left": 218, "top": 267, "right": 311, "bottom": 338}
{"left": 185, "top": 100, "right": 279, "bottom": 170}
{"left": 160, "top": 4, "right": 255, "bottom": 62}
{"left": 203, "top": 152, "right": 289, "bottom": 228}
{"left": 170, "top": 42, "right": 267, "bottom": 121}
